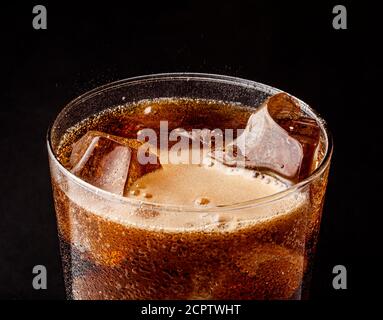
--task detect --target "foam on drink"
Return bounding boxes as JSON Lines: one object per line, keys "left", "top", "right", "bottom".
{"left": 126, "top": 161, "right": 286, "bottom": 208}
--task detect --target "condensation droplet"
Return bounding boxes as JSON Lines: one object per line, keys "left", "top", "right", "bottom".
{"left": 135, "top": 182, "right": 146, "bottom": 189}
{"left": 130, "top": 189, "right": 140, "bottom": 196}
{"left": 144, "top": 106, "right": 152, "bottom": 114}
{"left": 195, "top": 197, "right": 210, "bottom": 206}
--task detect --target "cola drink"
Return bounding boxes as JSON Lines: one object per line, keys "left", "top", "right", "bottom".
{"left": 48, "top": 75, "right": 332, "bottom": 300}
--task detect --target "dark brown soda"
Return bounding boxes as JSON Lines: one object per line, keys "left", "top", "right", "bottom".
{"left": 51, "top": 98, "right": 329, "bottom": 300}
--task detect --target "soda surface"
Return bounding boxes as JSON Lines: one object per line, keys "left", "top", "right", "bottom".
{"left": 51, "top": 97, "right": 327, "bottom": 299}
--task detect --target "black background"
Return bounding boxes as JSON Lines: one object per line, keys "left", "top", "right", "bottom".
{"left": 0, "top": 0, "right": 380, "bottom": 301}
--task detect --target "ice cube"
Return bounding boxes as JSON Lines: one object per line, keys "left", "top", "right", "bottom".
{"left": 170, "top": 128, "right": 220, "bottom": 148}
{"left": 167, "top": 128, "right": 224, "bottom": 165}
{"left": 276, "top": 117, "right": 320, "bottom": 180}
{"left": 267, "top": 93, "right": 321, "bottom": 179}
{"left": 267, "top": 92, "right": 302, "bottom": 121}
{"left": 214, "top": 93, "right": 320, "bottom": 182}
{"left": 70, "top": 131, "right": 162, "bottom": 196}
{"left": 234, "top": 106, "right": 303, "bottom": 180}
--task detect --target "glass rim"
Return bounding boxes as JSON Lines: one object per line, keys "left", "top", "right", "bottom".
{"left": 47, "top": 72, "right": 333, "bottom": 213}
